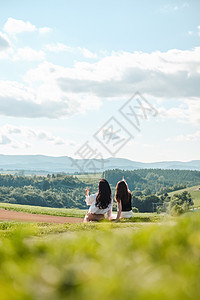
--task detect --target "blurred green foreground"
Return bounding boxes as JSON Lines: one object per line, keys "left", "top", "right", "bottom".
{"left": 0, "top": 213, "right": 200, "bottom": 300}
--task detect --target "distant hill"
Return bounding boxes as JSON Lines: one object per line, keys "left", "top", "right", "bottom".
{"left": 167, "top": 185, "right": 200, "bottom": 208}
{"left": 0, "top": 154, "right": 199, "bottom": 173}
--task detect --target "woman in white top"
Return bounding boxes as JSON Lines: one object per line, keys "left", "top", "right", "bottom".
{"left": 84, "top": 179, "right": 113, "bottom": 222}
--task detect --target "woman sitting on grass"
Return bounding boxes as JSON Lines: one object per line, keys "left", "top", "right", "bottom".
{"left": 114, "top": 179, "right": 133, "bottom": 222}
{"left": 84, "top": 178, "right": 113, "bottom": 222}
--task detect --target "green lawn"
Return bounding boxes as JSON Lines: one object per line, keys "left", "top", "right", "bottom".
{"left": 168, "top": 185, "right": 200, "bottom": 207}
{"left": 0, "top": 202, "right": 165, "bottom": 223}
{"left": 0, "top": 212, "right": 200, "bottom": 299}
{"left": 0, "top": 220, "right": 155, "bottom": 239}
{"left": 0, "top": 202, "right": 87, "bottom": 218}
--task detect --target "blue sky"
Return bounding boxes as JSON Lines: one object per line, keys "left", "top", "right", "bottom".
{"left": 0, "top": 0, "right": 200, "bottom": 162}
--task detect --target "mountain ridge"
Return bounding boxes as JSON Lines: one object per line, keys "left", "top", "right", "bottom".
{"left": 0, "top": 154, "right": 199, "bottom": 172}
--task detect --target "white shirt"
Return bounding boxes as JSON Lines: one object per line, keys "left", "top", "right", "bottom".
{"left": 85, "top": 193, "right": 113, "bottom": 219}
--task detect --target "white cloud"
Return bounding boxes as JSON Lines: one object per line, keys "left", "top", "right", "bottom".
{"left": 3, "top": 18, "right": 51, "bottom": 35}
{"left": 45, "top": 43, "right": 73, "bottom": 53}
{"left": 0, "top": 125, "right": 74, "bottom": 149}
{"left": 32, "top": 46, "right": 200, "bottom": 83}
{"left": 0, "top": 80, "right": 36, "bottom": 101}
{"left": 13, "top": 47, "right": 45, "bottom": 61}
{"left": 159, "top": 106, "right": 187, "bottom": 121}
{"left": 0, "top": 32, "right": 10, "bottom": 50}
{"left": 26, "top": 128, "right": 70, "bottom": 145}
{"left": 188, "top": 25, "right": 200, "bottom": 37}
{"left": 0, "top": 134, "right": 11, "bottom": 145}
{"left": 55, "top": 47, "right": 200, "bottom": 99}
{"left": 4, "top": 18, "right": 36, "bottom": 35}
{"left": 0, "top": 32, "right": 12, "bottom": 59}
{"left": 143, "top": 143, "right": 155, "bottom": 148}
{"left": 0, "top": 46, "right": 200, "bottom": 120}
{"left": 78, "top": 47, "right": 97, "bottom": 58}
{"left": 198, "top": 25, "right": 200, "bottom": 37}
{"left": 45, "top": 43, "right": 97, "bottom": 58}
{"left": 161, "top": 2, "right": 189, "bottom": 13}
{"left": 186, "top": 99, "right": 200, "bottom": 125}
{"left": 159, "top": 98, "right": 200, "bottom": 125}
{"left": 0, "top": 77, "right": 101, "bottom": 119}
{"left": 39, "top": 27, "right": 51, "bottom": 34}
{"left": 166, "top": 130, "right": 200, "bottom": 142}
{"left": 188, "top": 31, "right": 193, "bottom": 36}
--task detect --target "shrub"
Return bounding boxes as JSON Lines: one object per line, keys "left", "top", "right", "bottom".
{"left": 168, "top": 191, "right": 193, "bottom": 216}
{"left": 132, "top": 207, "right": 139, "bottom": 213}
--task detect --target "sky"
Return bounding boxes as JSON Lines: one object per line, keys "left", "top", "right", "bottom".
{"left": 0, "top": 0, "right": 200, "bottom": 163}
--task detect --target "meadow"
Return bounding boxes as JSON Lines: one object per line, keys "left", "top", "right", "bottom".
{"left": 0, "top": 202, "right": 87, "bottom": 218}
{"left": 73, "top": 173, "right": 102, "bottom": 184}
{"left": 0, "top": 174, "right": 200, "bottom": 299}
{"left": 0, "top": 211, "right": 200, "bottom": 299}
{"left": 0, "top": 202, "right": 164, "bottom": 222}
{"left": 168, "top": 185, "right": 200, "bottom": 207}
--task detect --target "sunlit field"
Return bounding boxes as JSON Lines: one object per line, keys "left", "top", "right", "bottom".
{"left": 73, "top": 173, "right": 102, "bottom": 184}
{"left": 0, "top": 202, "right": 165, "bottom": 222}
{"left": 0, "top": 173, "right": 199, "bottom": 299}
{"left": 0, "top": 202, "right": 87, "bottom": 218}
{"left": 168, "top": 185, "right": 200, "bottom": 207}
{"left": 0, "top": 212, "right": 200, "bottom": 300}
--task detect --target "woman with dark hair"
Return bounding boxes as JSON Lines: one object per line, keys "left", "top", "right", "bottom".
{"left": 84, "top": 179, "right": 113, "bottom": 222}
{"left": 114, "top": 179, "right": 133, "bottom": 222}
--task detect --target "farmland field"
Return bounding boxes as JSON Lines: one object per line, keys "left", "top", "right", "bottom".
{"left": 73, "top": 173, "right": 102, "bottom": 184}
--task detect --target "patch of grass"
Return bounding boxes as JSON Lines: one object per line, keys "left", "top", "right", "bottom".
{"left": 113, "top": 212, "right": 166, "bottom": 223}
{"left": 0, "top": 213, "right": 200, "bottom": 299}
{"left": 73, "top": 173, "right": 102, "bottom": 185}
{"left": 0, "top": 220, "right": 153, "bottom": 239}
{"left": 0, "top": 202, "right": 87, "bottom": 218}
{"left": 0, "top": 202, "right": 166, "bottom": 223}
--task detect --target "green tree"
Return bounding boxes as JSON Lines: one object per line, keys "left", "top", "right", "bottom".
{"left": 168, "top": 191, "right": 193, "bottom": 216}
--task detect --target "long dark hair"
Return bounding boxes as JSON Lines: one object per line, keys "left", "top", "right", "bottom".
{"left": 95, "top": 179, "right": 112, "bottom": 209}
{"left": 115, "top": 180, "right": 130, "bottom": 203}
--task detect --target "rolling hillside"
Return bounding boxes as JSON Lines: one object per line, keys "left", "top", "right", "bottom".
{"left": 0, "top": 154, "right": 200, "bottom": 173}
{"left": 168, "top": 185, "right": 200, "bottom": 207}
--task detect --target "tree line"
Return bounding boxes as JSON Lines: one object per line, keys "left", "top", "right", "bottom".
{"left": 103, "top": 168, "right": 200, "bottom": 194}
{"left": 0, "top": 174, "right": 92, "bottom": 209}
{"left": 0, "top": 169, "right": 198, "bottom": 213}
{"left": 103, "top": 169, "right": 198, "bottom": 214}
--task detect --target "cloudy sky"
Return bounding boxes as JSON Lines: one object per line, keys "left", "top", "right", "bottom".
{"left": 0, "top": 0, "right": 200, "bottom": 162}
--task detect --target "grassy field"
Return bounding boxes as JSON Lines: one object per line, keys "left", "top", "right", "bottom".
{"left": 73, "top": 173, "right": 102, "bottom": 184}
{"left": 0, "top": 202, "right": 165, "bottom": 222}
{"left": 168, "top": 185, "right": 200, "bottom": 207}
{"left": 0, "top": 202, "right": 87, "bottom": 218}
{"left": 0, "top": 211, "right": 200, "bottom": 299}
{"left": 0, "top": 220, "right": 155, "bottom": 238}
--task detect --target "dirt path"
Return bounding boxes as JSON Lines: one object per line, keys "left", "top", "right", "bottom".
{"left": 0, "top": 209, "right": 83, "bottom": 223}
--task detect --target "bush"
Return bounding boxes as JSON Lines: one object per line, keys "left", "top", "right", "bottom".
{"left": 132, "top": 207, "right": 139, "bottom": 213}
{"left": 168, "top": 191, "right": 193, "bottom": 216}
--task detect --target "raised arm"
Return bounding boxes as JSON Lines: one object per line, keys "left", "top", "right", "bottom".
{"left": 85, "top": 189, "right": 96, "bottom": 205}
